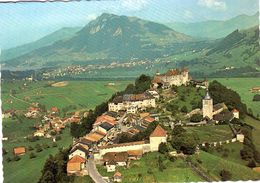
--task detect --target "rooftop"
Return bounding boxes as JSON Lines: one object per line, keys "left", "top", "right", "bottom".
{"left": 100, "top": 141, "right": 145, "bottom": 149}
{"left": 150, "top": 125, "right": 167, "bottom": 137}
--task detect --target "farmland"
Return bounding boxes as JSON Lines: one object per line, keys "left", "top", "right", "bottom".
{"left": 2, "top": 80, "right": 132, "bottom": 183}
{"left": 2, "top": 80, "right": 132, "bottom": 111}
{"left": 213, "top": 78, "right": 260, "bottom": 117}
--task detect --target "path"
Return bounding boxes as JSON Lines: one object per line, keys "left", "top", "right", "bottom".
{"left": 187, "top": 161, "right": 214, "bottom": 182}
{"left": 87, "top": 157, "right": 107, "bottom": 183}
{"left": 9, "top": 94, "right": 32, "bottom": 105}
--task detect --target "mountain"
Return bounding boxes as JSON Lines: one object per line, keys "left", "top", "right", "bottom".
{"left": 166, "top": 12, "right": 259, "bottom": 39}
{"left": 175, "top": 26, "right": 260, "bottom": 76}
{"left": 2, "top": 13, "right": 194, "bottom": 69}
{"left": 1, "top": 27, "right": 82, "bottom": 61}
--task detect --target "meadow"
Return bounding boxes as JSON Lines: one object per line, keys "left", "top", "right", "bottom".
{"left": 184, "top": 125, "right": 234, "bottom": 143}
{"left": 2, "top": 80, "right": 132, "bottom": 111}
{"left": 97, "top": 152, "right": 203, "bottom": 182}
{"left": 2, "top": 80, "right": 132, "bottom": 183}
{"left": 244, "top": 116, "right": 260, "bottom": 152}
{"left": 191, "top": 151, "right": 260, "bottom": 181}
{"left": 213, "top": 78, "right": 260, "bottom": 117}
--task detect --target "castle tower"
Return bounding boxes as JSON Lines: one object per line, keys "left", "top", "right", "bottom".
{"left": 202, "top": 89, "right": 213, "bottom": 119}
{"left": 149, "top": 125, "right": 167, "bottom": 151}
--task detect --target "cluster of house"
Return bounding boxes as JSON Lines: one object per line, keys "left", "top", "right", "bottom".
{"left": 33, "top": 108, "right": 81, "bottom": 138}
{"left": 24, "top": 107, "right": 41, "bottom": 118}
{"left": 66, "top": 123, "right": 167, "bottom": 177}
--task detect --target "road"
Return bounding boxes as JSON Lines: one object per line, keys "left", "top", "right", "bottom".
{"left": 87, "top": 157, "right": 107, "bottom": 183}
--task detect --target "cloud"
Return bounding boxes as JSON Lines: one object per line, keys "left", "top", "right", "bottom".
{"left": 184, "top": 10, "right": 193, "bottom": 18}
{"left": 119, "top": 0, "right": 149, "bottom": 11}
{"left": 198, "top": 0, "right": 227, "bottom": 11}
{"left": 86, "top": 14, "right": 97, "bottom": 21}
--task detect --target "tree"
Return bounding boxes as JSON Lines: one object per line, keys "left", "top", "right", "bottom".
{"left": 28, "top": 146, "right": 34, "bottom": 151}
{"left": 190, "top": 114, "right": 203, "bottom": 122}
{"left": 172, "top": 132, "right": 199, "bottom": 155}
{"left": 172, "top": 126, "right": 186, "bottom": 136}
{"left": 6, "top": 157, "right": 12, "bottom": 162}
{"left": 29, "top": 152, "right": 36, "bottom": 159}
{"left": 209, "top": 80, "right": 247, "bottom": 118}
{"left": 240, "top": 146, "right": 254, "bottom": 160}
{"left": 180, "top": 106, "right": 188, "bottom": 113}
{"left": 52, "top": 142, "right": 57, "bottom": 148}
{"left": 3, "top": 148, "right": 7, "bottom": 155}
{"left": 158, "top": 143, "right": 168, "bottom": 154}
{"left": 35, "top": 144, "right": 43, "bottom": 153}
{"left": 220, "top": 169, "right": 232, "bottom": 181}
{"left": 13, "top": 156, "right": 21, "bottom": 161}
{"left": 247, "top": 159, "right": 256, "bottom": 168}
{"left": 117, "top": 132, "right": 133, "bottom": 143}
{"left": 158, "top": 156, "right": 166, "bottom": 172}
{"left": 39, "top": 170, "right": 55, "bottom": 183}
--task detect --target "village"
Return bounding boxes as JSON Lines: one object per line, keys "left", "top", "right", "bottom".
{"left": 61, "top": 68, "right": 246, "bottom": 183}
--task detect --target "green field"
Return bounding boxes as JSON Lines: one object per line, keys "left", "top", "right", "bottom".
{"left": 97, "top": 152, "right": 203, "bottom": 182}
{"left": 244, "top": 116, "right": 260, "bottom": 152}
{"left": 2, "top": 80, "right": 132, "bottom": 111}
{"left": 184, "top": 125, "right": 234, "bottom": 143}
{"left": 3, "top": 128, "right": 72, "bottom": 183}
{"left": 213, "top": 78, "right": 260, "bottom": 117}
{"left": 2, "top": 80, "right": 132, "bottom": 183}
{"left": 191, "top": 151, "right": 260, "bottom": 181}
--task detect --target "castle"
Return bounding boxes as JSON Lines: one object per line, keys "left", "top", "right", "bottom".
{"left": 152, "top": 68, "right": 189, "bottom": 89}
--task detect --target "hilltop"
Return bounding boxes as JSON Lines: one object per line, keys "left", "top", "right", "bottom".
{"left": 2, "top": 13, "right": 194, "bottom": 69}
{"left": 167, "top": 12, "right": 259, "bottom": 39}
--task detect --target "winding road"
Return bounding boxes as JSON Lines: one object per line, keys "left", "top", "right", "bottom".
{"left": 87, "top": 157, "right": 107, "bottom": 183}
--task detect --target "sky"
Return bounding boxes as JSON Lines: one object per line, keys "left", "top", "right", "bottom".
{"left": 0, "top": 0, "right": 259, "bottom": 49}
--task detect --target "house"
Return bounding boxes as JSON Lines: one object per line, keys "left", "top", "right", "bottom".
{"left": 94, "top": 115, "right": 117, "bottom": 128}
{"left": 103, "top": 152, "right": 128, "bottom": 171}
{"left": 106, "top": 160, "right": 116, "bottom": 172}
{"left": 2, "top": 110, "right": 14, "bottom": 119}
{"left": 13, "top": 147, "right": 26, "bottom": 156}
{"left": 33, "top": 129, "right": 45, "bottom": 137}
{"left": 142, "top": 116, "right": 155, "bottom": 127}
{"left": 139, "top": 112, "right": 150, "bottom": 119}
{"left": 232, "top": 109, "right": 239, "bottom": 119}
{"left": 113, "top": 171, "right": 123, "bottom": 182}
{"left": 149, "top": 125, "right": 167, "bottom": 151}
{"left": 85, "top": 132, "right": 105, "bottom": 143}
{"left": 250, "top": 87, "right": 260, "bottom": 93}
{"left": 67, "top": 155, "right": 86, "bottom": 174}
{"left": 69, "top": 145, "right": 89, "bottom": 159}
{"left": 213, "top": 110, "right": 234, "bottom": 123}
{"left": 146, "top": 90, "right": 160, "bottom": 99}
{"left": 50, "top": 107, "right": 58, "bottom": 114}
{"left": 108, "top": 93, "right": 156, "bottom": 113}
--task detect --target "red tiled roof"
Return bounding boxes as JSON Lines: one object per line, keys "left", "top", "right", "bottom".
{"left": 51, "top": 107, "right": 58, "bottom": 112}
{"left": 94, "top": 115, "right": 117, "bottom": 126}
{"left": 68, "top": 155, "right": 86, "bottom": 163}
{"left": 13, "top": 147, "right": 26, "bottom": 155}
{"left": 114, "top": 171, "right": 122, "bottom": 177}
{"left": 232, "top": 109, "right": 239, "bottom": 113}
{"left": 144, "top": 117, "right": 155, "bottom": 123}
{"left": 150, "top": 125, "right": 167, "bottom": 137}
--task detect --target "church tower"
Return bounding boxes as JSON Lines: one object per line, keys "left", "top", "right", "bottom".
{"left": 202, "top": 89, "right": 213, "bottom": 119}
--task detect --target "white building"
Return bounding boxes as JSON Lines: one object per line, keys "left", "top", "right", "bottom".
{"left": 108, "top": 93, "right": 156, "bottom": 113}
{"left": 152, "top": 68, "right": 189, "bottom": 89}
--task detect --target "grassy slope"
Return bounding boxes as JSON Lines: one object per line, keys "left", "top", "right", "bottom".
{"left": 244, "top": 116, "right": 260, "bottom": 152}
{"left": 3, "top": 128, "right": 72, "bottom": 183}
{"left": 192, "top": 151, "right": 260, "bottom": 181}
{"left": 97, "top": 152, "right": 203, "bottom": 182}
{"left": 2, "top": 80, "right": 131, "bottom": 183}
{"left": 213, "top": 78, "right": 260, "bottom": 116}
{"left": 184, "top": 125, "right": 234, "bottom": 143}
{"left": 2, "top": 80, "right": 131, "bottom": 111}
